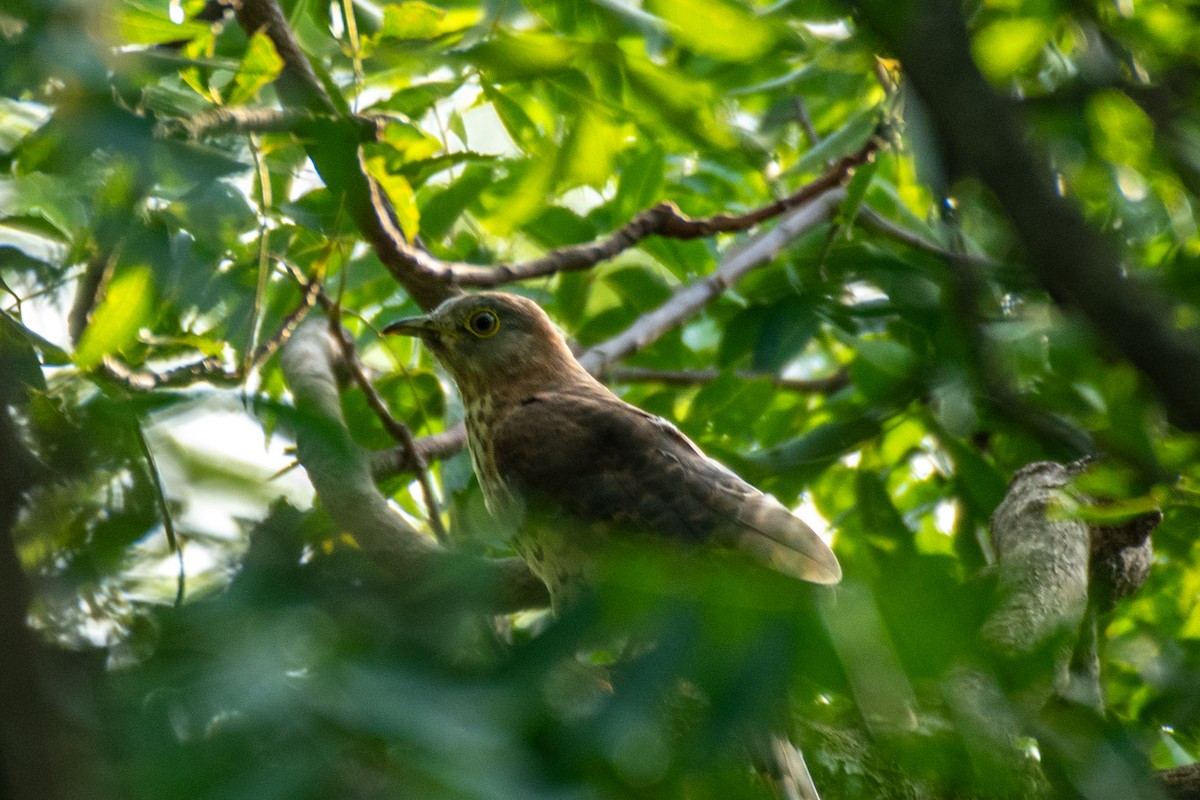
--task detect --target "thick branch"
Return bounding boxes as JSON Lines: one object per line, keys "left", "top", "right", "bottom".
{"left": 162, "top": 107, "right": 319, "bottom": 139}
{"left": 983, "top": 461, "right": 1091, "bottom": 674}
{"left": 0, "top": 338, "right": 63, "bottom": 800}
{"left": 854, "top": 0, "right": 1200, "bottom": 430}
{"left": 281, "top": 318, "right": 429, "bottom": 551}
{"left": 579, "top": 187, "right": 848, "bottom": 373}
{"left": 1160, "top": 763, "right": 1200, "bottom": 800}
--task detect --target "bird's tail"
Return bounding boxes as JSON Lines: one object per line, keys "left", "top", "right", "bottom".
{"left": 749, "top": 730, "right": 824, "bottom": 800}
{"left": 736, "top": 495, "right": 842, "bottom": 585}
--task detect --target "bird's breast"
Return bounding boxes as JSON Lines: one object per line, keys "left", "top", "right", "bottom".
{"left": 463, "top": 395, "right": 521, "bottom": 523}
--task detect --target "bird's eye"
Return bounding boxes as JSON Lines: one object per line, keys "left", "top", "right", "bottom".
{"left": 465, "top": 309, "right": 500, "bottom": 338}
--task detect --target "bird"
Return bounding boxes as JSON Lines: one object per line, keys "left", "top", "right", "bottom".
{"left": 383, "top": 291, "right": 842, "bottom": 607}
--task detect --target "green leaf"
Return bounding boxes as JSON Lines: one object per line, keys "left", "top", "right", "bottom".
{"left": 614, "top": 145, "right": 665, "bottom": 222}
{"left": 942, "top": 438, "right": 1007, "bottom": 519}
{"left": 563, "top": 107, "right": 625, "bottom": 188}
{"left": 839, "top": 158, "right": 879, "bottom": 225}
{"left": 418, "top": 164, "right": 494, "bottom": 240}
{"left": 523, "top": 206, "right": 597, "bottom": 249}
{"left": 465, "top": 30, "right": 578, "bottom": 82}
{"left": 397, "top": 151, "right": 497, "bottom": 189}
{"left": 481, "top": 82, "right": 539, "bottom": 151}
{"left": 791, "top": 109, "right": 877, "bottom": 176}
{"left": 971, "top": 17, "right": 1052, "bottom": 82}
{"left": 363, "top": 153, "right": 420, "bottom": 240}
{"left": 0, "top": 98, "right": 52, "bottom": 156}
{"left": 226, "top": 31, "right": 284, "bottom": 106}
{"left": 647, "top": 0, "right": 777, "bottom": 61}
{"left": 119, "top": 0, "right": 209, "bottom": 46}
{"left": 380, "top": 1, "right": 447, "bottom": 39}
{"left": 851, "top": 339, "right": 920, "bottom": 403}
{"left": 75, "top": 266, "right": 155, "bottom": 370}
{"left": 376, "top": 81, "right": 462, "bottom": 118}
{"left": 377, "top": 2, "right": 479, "bottom": 41}
{"left": 747, "top": 414, "right": 883, "bottom": 476}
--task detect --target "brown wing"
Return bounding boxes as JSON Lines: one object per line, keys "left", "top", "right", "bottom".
{"left": 490, "top": 386, "right": 841, "bottom": 585}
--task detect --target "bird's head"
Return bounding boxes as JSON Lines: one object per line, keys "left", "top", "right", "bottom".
{"left": 383, "top": 292, "right": 588, "bottom": 397}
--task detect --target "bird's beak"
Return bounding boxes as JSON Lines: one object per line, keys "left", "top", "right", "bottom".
{"left": 382, "top": 315, "right": 439, "bottom": 337}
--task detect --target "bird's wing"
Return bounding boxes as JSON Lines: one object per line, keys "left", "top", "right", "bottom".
{"left": 490, "top": 387, "right": 841, "bottom": 585}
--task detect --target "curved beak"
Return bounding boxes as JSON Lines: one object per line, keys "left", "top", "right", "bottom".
{"left": 382, "top": 315, "right": 438, "bottom": 337}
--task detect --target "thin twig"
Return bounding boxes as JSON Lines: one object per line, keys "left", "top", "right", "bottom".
{"left": 324, "top": 308, "right": 449, "bottom": 543}
{"left": 428, "top": 134, "right": 882, "bottom": 288}
{"left": 246, "top": 133, "right": 274, "bottom": 378}
{"left": 856, "top": 206, "right": 1000, "bottom": 269}
{"left": 606, "top": 366, "right": 850, "bottom": 394}
{"left": 794, "top": 97, "right": 820, "bottom": 147}
{"left": 100, "top": 276, "right": 320, "bottom": 390}
{"left": 579, "top": 187, "right": 849, "bottom": 374}
{"left": 132, "top": 417, "right": 185, "bottom": 606}
{"left": 371, "top": 423, "right": 468, "bottom": 480}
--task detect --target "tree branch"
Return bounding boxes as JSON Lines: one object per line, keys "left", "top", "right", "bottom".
{"left": 579, "top": 187, "right": 848, "bottom": 373}
{"left": 161, "top": 106, "right": 320, "bottom": 139}
{"left": 982, "top": 461, "right": 1092, "bottom": 684}
{"left": 1160, "top": 763, "right": 1200, "bottom": 800}
{"left": 606, "top": 366, "right": 850, "bottom": 394}
{"left": 67, "top": 253, "right": 112, "bottom": 346}
{"left": 370, "top": 423, "right": 468, "bottom": 480}
{"left": 98, "top": 276, "right": 319, "bottom": 390}
{"left": 431, "top": 135, "right": 880, "bottom": 288}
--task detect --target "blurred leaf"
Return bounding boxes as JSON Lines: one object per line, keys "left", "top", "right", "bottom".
{"left": 363, "top": 153, "right": 420, "bottom": 240}
{"left": 971, "top": 17, "right": 1053, "bottom": 82}
{"left": 379, "top": 1, "right": 448, "bottom": 40}
{"left": 0, "top": 173, "right": 86, "bottom": 239}
{"left": 648, "top": 0, "right": 777, "bottom": 61}
{"left": 418, "top": 163, "right": 494, "bottom": 240}
{"left": 851, "top": 339, "right": 919, "bottom": 404}
{"left": 119, "top": 1, "right": 209, "bottom": 46}
{"left": 747, "top": 414, "right": 883, "bottom": 476}
{"left": 563, "top": 107, "right": 625, "bottom": 188}
{"left": 75, "top": 265, "right": 155, "bottom": 369}
{"left": 614, "top": 144, "right": 665, "bottom": 222}
{"left": 226, "top": 31, "right": 283, "bottom": 106}
{"left": 481, "top": 81, "right": 540, "bottom": 151}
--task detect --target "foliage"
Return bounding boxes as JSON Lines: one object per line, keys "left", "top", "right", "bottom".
{"left": 2, "top": 0, "right": 1200, "bottom": 798}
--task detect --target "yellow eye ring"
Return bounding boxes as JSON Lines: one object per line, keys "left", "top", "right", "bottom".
{"left": 465, "top": 308, "right": 500, "bottom": 338}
